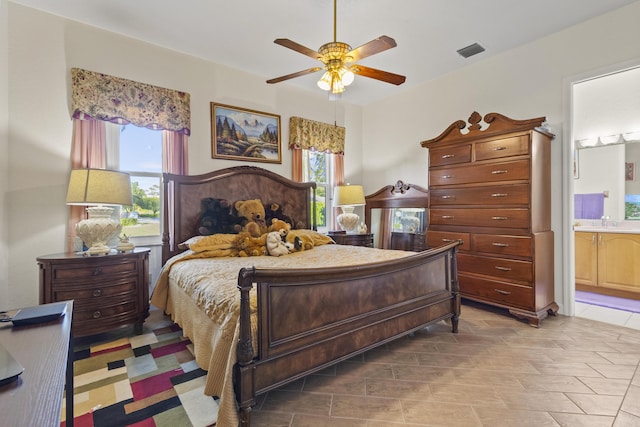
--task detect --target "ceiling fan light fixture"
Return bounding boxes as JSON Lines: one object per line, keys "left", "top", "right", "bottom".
{"left": 317, "top": 71, "right": 332, "bottom": 91}
{"left": 341, "top": 67, "right": 355, "bottom": 86}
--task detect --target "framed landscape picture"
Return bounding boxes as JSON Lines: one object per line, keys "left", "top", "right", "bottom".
{"left": 211, "top": 103, "right": 281, "bottom": 163}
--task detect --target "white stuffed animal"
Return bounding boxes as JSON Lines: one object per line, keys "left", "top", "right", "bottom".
{"left": 266, "top": 231, "right": 292, "bottom": 256}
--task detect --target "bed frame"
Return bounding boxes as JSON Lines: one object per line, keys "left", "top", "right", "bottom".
{"left": 161, "top": 166, "right": 461, "bottom": 426}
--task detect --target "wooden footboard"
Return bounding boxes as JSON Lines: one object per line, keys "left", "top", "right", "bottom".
{"left": 234, "top": 240, "right": 461, "bottom": 425}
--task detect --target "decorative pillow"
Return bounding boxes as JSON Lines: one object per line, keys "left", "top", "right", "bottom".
{"left": 180, "top": 233, "right": 237, "bottom": 253}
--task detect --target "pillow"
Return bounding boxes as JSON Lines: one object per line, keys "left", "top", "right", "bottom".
{"left": 179, "top": 234, "right": 236, "bottom": 252}
{"left": 178, "top": 235, "right": 205, "bottom": 250}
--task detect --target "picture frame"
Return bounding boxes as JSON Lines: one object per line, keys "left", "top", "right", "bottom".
{"left": 211, "top": 103, "right": 281, "bottom": 163}
{"left": 626, "top": 162, "right": 635, "bottom": 181}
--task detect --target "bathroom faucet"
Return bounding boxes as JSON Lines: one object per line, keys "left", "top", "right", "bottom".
{"left": 601, "top": 215, "right": 610, "bottom": 227}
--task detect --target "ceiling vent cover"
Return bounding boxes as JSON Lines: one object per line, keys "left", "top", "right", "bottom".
{"left": 457, "top": 42, "right": 485, "bottom": 58}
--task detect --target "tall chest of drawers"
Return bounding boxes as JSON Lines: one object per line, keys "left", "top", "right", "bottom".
{"left": 38, "top": 248, "right": 150, "bottom": 337}
{"left": 421, "top": 112, "right": 557, "bottom": 327}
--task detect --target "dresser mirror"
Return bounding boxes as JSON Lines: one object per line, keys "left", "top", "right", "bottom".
{"left": 364, "top": 181, "right": 429, "bottom": 251}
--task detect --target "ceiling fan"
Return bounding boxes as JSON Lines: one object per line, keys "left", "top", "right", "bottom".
{"left": 266, "top": 0, "right": 406, "bottom": 95}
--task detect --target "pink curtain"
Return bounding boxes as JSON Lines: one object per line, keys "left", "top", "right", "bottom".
{"left": 332, "top": 153, "right": 344, "bottom": 230}
{"left": 291, "top": 147, "right": 303, "bottom": 182}
{"left": 67, "top": 118, "right": 107, "bottom": 252}
{"left": 162, "top": 131, "right": 189, "bottom": 175}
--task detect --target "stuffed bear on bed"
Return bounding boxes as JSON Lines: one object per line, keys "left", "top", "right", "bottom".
{"left": 197, "top": 197, "right": 244, "bottom": 236}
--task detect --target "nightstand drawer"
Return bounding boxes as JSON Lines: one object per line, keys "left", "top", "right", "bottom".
{"left": 72, "top": 298, "right": 138, "bottom": 329}
{"left": 51, "top": 259, "right": 139, "bottom": 283}
{"left": 53, "top": 279, "right": 137, "bottom": 301}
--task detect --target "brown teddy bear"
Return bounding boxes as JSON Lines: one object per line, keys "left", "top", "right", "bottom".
{"left": 234, "top": 199, "right": 268, "bottom": 238}
{"left": 232, "top": 231, "right": 267, "bottom": 257}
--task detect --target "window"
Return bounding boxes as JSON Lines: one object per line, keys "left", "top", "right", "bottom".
{"left": 108, "top": 123, "right": 163, "bottom": 243}
{"left": 302, "top": 150, "right": 335, "bottom": 232}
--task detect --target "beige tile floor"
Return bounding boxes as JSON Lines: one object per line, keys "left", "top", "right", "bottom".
{"left": 246, "top": 301, "right": 640, "bottom": 427}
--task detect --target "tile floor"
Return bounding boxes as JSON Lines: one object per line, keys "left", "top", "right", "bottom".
{"left": 575, "top": 301, "right": 640, "bottom": 331}
{"left": 245, "top": 301, "right": 640, "bottom": 427}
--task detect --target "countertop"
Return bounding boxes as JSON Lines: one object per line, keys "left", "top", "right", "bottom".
{"left": 574, "top": 225, "right": 640, "bottom": 234}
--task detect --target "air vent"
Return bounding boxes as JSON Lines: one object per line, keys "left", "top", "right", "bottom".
{"left": 457, "top": 43, "right": 485, "bottom": 59}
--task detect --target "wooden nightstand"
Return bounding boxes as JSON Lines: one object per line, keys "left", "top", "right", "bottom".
{"left": 327, "top": 232, "right": 374, "bottom": 248}
{"left": 37, "top": 248, "right": 150, "bottom": 337}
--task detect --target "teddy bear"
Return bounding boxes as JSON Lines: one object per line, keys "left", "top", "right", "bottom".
{"left": 265, "top": 231, "right": 293, "bottom": 256}
{"left": 197, "top": 197, "right": 244, "bottom": 236}
{"left": 264, "top": 202, "right": 294, "bottom": 228}
{"left": 268, "top": 218, "right": 322, "bottom": 252}
{"left": 234, "top": 199, "right": 268, "bottom": 238}
{"left": 232, "top": 231, "right": 267, "bottom": 257}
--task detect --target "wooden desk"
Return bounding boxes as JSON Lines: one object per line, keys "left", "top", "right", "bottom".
{"left": 0, "top": 301, "right": 74, "bottom": 427}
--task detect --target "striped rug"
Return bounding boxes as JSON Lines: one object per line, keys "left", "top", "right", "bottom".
{"left": 61, "top": 324, "right": 218, "bottom": 427}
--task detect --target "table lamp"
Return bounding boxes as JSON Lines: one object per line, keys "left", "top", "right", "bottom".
{"left": 66, "top": 169, "right": 132, "bottom": 255}
{"left": 333, "top": 184, "right": 366, "bottom": 233}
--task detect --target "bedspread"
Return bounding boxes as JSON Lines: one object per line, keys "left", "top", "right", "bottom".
{"left": 150, "top": 244, "right": 411, "bottom": 427}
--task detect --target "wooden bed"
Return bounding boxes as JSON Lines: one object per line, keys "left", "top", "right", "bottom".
{"left": 155, "top": 165, "right": 461, "bottom": 426}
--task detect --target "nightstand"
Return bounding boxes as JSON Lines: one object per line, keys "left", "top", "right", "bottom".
{"left": 327, "top": 232, "right": 374, "bottom": 247}
{"left": 37, "top": 248, "right": 150, "bottom": 337}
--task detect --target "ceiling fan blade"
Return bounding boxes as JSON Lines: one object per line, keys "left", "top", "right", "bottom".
{"left": 273, "top": 39, "right": 323, "bottom": 60}
{"left": 351, "top": 65, "right": 406, "bottom": 86}
{"left": 266, "top": 67, "right": 324, "bottom": 84}
{"left": 346, "top": 35, "right": 397, "bottom": 62}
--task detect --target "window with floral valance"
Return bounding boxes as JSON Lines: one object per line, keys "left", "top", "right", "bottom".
{"left": 71, "top": 67, "right": 191, "bottom": 135}
{"left": 289, "top": 116, "right": 345, "bottom": 154}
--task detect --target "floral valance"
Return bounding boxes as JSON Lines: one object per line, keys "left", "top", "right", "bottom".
{"left": 289, "top": 116, "right": 345, "bottom": 154}
{"left": 71, "top": 68, "right": 191, "bottom": 135}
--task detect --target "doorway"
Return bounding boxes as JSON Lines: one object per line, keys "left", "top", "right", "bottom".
{"left": 564, "top": 61, "right": 640, "bottom": 323}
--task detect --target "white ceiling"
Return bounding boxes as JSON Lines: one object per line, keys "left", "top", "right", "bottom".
{"left": 10, "top": 0, "right": 639, "bottom": 105}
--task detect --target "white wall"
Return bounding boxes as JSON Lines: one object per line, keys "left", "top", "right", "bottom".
{"left": 4, "top": 4, "right": 364, "bottom": 308}
{"left": 361, "top": 1, "right": 640, "bottom": 314}
{"left": 0, "top": 0, "right": 9, "bottom": 306}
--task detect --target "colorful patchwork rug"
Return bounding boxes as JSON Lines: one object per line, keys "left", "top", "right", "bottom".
{"left": 61, "top": 324, "right": 218, "bottom": 427}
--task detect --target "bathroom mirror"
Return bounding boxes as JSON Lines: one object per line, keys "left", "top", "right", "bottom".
{"left": 574, "top": 140, "right": 640, "bottom": 220}
{"left": 364, "top": 181, "right": 429, "bottom": 251}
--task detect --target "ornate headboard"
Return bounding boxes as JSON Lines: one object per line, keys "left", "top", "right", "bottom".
{"left": 162, "top": 166, "right": 316, "bottom": 263}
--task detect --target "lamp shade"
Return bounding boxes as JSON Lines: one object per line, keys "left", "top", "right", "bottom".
{"left": 333, "top": 184, "right": 365, "bottom": 207}
{"left": 66, "top": 169, "right": 132, "bottom": 206}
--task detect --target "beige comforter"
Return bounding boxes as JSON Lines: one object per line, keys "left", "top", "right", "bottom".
{"left": 150, "top": 244, "right": 410, "bottom": 427}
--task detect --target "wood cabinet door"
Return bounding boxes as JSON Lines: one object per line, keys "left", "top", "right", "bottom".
{"left": 575, "top": 232, "right": 598, "bottom": 287}
{"left": 597, "top": 233, "right": 640, "bottom": 292}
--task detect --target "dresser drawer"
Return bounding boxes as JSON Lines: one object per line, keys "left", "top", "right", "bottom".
{"left": 427, "top": 231, "right": 471, "bottom": 251}
{"left": 429, "top": 144, "right": 472, "bottom": 167}
{"left": 430, "top": 208, "right": 529, "bottom": 229}
{"left": 475, "top": 135, "right": 529, "bottom": 161}
{"left": 459, "top": 274, "right": 533, "bottom": 310}
{"left": 53, "top": 279, "right": 137, "bottom": 302}
{"left": 458, "top": 253, "right": 533, "bottom": 282}
{"left": 429, "top": 160, "right": 529, "bottom": 186}
{"left": 471, "top": 234, "right": 532, "bottom": 257}
{"left": 51, "top": 259, "right": 139, "bottom": 284}
{"left": 430, "top": 184, "right": 529, "bottom": 206}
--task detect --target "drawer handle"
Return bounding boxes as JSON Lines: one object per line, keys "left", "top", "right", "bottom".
{"left": 441, "top": 195, "right": 454, "bottom": 199}
{"left": 441, "top": 175, "right": 453, "bottom": 179}
{"left": 491, "top": 216, "right": 508, "bottom": 220}
{"left": 92, "top": 310, "right": 102, "bottom": 319}
{"left": 492, "top": 146, "right": 507, "bottom": 151}
{"left": 92, "top": 289, "right": 102, "bottom": 297}
{"left": 491, "top": 170, "right": 508, "bottom": 175}
{"left": 494, "top": 289, "right": 511, "bottom": 295}
{"left": 491, "top": 193, "right": 508, "bottom": 197}
{"left": 441, "top": 215, "right": 454, "bottom": 219}
{"left": 492, "top": 242, "right": 509, "bottom": 247}
{"left": 92, "top": 267, "right": 103, "bottom": 276}
{"left": 441, "top": 238, "right": 454, "bottom": 242}
{"left": 495, "top": 266, "right": 512, "bottom": 272}
{"left": 441, "top": 154, "right": 455, "bottom": 159}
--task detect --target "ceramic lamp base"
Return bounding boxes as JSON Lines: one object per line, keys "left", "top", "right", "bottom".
{"left": 337, "top": 207, "right": 360, "bottom": 233}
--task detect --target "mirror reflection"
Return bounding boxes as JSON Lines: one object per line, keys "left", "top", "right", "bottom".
{"left": 365, "top": 181, "right": 429, "bottom": 251}
{"left": 574, "top": 139, "right": 640, "bottom": 221}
